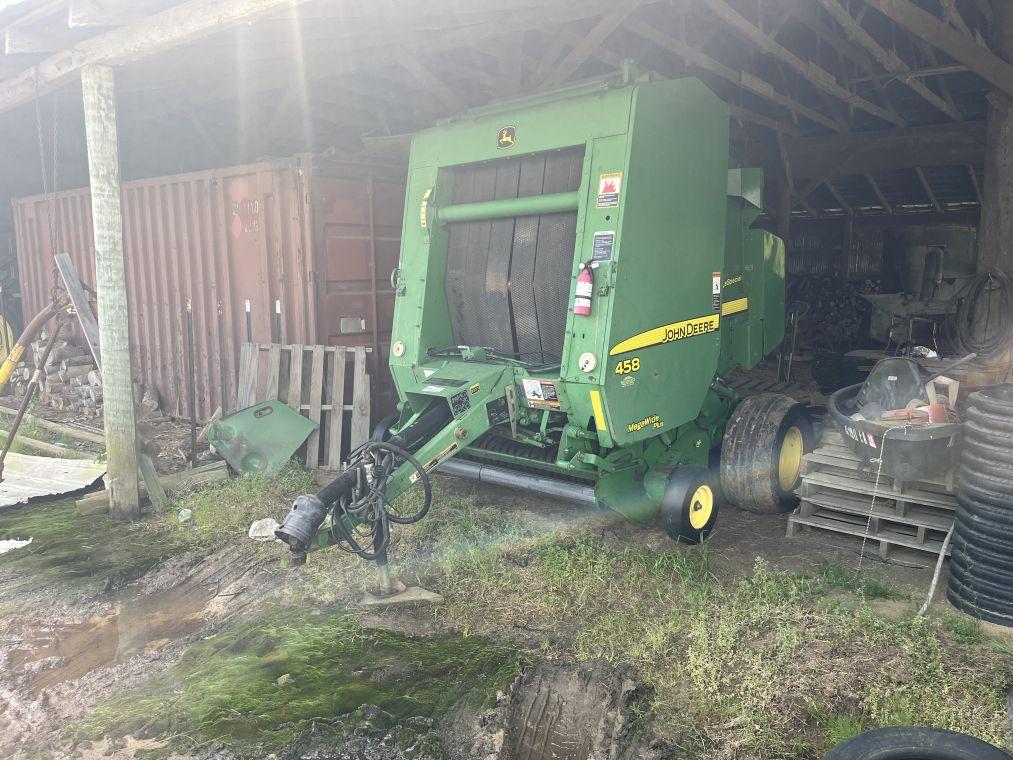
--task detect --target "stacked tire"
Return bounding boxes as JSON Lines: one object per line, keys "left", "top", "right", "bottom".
{"left": 949, "top": 385, "right": 1013, "bottom": 627}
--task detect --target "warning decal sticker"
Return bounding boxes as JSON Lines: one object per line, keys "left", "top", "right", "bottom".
{"left": 712, "top": 271, "right": 722, "bottom": 313}
{"left": 411, "top": 442, "right": 459, "bottom": 482}
{"left": 596, "top": 172, "right": 622, "bottom": 208}
{"left": 592, "top": 231, "right": 615, "bottom": 262}
{"left": 522, "top": 378, "right": 561, "bottom": 409}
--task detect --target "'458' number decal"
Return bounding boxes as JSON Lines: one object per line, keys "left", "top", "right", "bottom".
{"left": 614, "top": 357, "right": 640, "bottom": 375}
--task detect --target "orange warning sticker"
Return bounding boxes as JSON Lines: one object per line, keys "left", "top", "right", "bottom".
{"left": 596, "top": 172, "right": 622, "bottom": 208}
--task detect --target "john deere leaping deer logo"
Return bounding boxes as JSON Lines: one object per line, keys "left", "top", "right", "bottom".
{"left": 497, "top": 125, "right": 516, "bottom": 149}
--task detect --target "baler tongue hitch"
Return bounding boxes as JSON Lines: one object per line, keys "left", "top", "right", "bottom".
{"left": 276, "top": 437, "right": 433, "bottom": 567}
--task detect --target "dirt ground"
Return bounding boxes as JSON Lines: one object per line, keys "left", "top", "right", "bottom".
{"left": 1, "top": 463, "right": 1011, "bottom": 759}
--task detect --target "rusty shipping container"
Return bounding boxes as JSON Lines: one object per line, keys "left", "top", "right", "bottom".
{"left": 13, "top": 154, "right": 405, "bottom": 421}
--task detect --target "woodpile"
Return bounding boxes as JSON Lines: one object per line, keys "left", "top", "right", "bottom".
{"left": 10, "top": 334, "right": 104, "bottom": 419}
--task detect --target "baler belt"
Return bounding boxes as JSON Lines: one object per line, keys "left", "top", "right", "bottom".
{"left": 445, "top": 148, "right": 583, "bottom": 363}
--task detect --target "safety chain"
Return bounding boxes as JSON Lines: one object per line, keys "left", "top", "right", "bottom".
{"left": 856, "top": 429, "right": 897, "bottom": 574}
{"left": 33, "top": 75, "right": 63, "bottom": 306}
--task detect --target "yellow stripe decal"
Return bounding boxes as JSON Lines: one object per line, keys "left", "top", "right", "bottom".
{"left": 589, "top": 390, "right": 608, "bottom": 433}
{"left": 721, "top": 297, "right": 749, "bottom": 317}
{"left": 609, "top": 313, "right": 720, "bottom": 356}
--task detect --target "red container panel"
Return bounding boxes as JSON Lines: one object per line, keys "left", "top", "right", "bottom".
{"left": 13, "top": 155, "right": 405, "bottom": 422}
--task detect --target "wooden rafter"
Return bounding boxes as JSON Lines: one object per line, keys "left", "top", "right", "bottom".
{"left": 540, "top": 1, "right": 642, "bottom": 88}
{"left": 4, "top": 24, "right": 104, "bottom": 54}
{"left": 0, "top": 0, "right": 317, "bottom": 114}
{"left": 824, "top": 179, "right": 854, "bottom": 215}
{"left": 816, "top": 0, "right": 962, "bottom": 120}
{"left": 864, "top": 172, "right": 893, "bottom": 213}
{"left": 862, "top": 0, "right": 1013, "bottom": 97}
{"left": 937, "top": 0, "right": 980, "bottom": 44}
{"left": 785, "top": 0, "right": 878, "bottom": 76}
{"left": 69, "top": 0, "right": 150, "bottom": 28}
{"left": 700, "top": 0, "right": 906, "bottom": 126}
{"left": 914, "top": 166, "right": 942, "bottom": 212}
{"left": 562, "top": 28, "right": 801, "bottom": 135}
{"left": 395, "top": 51, "right": 467, "bottom": 113}
{"left": 967, "top": 164, "right": 982, "bottom": 203}
{"left": 625, "top": 19, "right": 844, "bottom": 132}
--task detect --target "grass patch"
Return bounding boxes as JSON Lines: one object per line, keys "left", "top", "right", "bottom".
{"left": 0, "top": 461, "right": 318, "bottom": 593}
{"left": 816, "top": 561, "right": 902, "bottom": 600}
{"left": 152, "top": 461, "right": 318, "bottom": 550}
{"left": 0, "top": 498, "right": 182, "bottom": 593}
{"left": 0, "top": 400, "right": 85, "bottom": 456}
{"left": 76, "top": 607, "right": 522, "bottom": 757}
{"left": 411, "top": 507, "right": 1013, "bottom": 760}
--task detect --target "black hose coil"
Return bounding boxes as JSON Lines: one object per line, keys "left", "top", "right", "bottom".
{"left": 948, "top": 384, "right": 1013, "bottom": 627}
{"left": 951, "top": 270, "right": 1013, "bottom": 358}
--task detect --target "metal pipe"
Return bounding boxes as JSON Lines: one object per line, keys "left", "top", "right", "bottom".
{"left": 0, "top": 322, "right": 63, "bottom": 481}
{"left": 439, "top": 459, "right": 597, "bottom": 508}
{"left": 437, "top": 191, "right": 580, "bottom": 224}
{"left": 185, "top": 299, "right": 197, "bottom": 468}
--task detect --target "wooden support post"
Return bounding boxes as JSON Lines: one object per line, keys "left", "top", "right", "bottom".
{"left": 82, "top": 63, "right": 139, "bottom": 519}
{"left": 979, "top": 2, "right": 1013, "bottom": 272}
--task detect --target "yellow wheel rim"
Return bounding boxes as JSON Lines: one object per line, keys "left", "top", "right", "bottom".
{"left": 688, "top": 484, "right": 714, "bottom": 530}
{"left": 778, "top": 426, "right": 804, "bottom": 492}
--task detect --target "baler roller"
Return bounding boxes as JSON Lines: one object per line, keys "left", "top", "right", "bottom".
{"left": 437, "top": 190, "right": 579, "bottom": 224}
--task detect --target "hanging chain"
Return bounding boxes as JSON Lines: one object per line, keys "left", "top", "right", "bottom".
{"left": 33, "top": 76, "right": 63, "bottom": 307}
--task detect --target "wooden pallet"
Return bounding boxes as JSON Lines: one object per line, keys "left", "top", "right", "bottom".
{"left": 786, "top": 431, "right": 956, "bottom": 558}
{"left": 235, "top": 343, "right": 371, "bottom": 470}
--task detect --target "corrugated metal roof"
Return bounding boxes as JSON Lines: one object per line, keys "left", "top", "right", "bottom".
{"left": 0, "top": 451, "right": 105, "bottom": 508}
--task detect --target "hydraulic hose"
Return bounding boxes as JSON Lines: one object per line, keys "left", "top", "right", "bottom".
{"left": 311, "top": 439, "right": 433, "bottom": 562}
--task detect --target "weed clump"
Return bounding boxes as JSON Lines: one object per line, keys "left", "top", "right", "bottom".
{"left": 151, "top": 461, "right": 318, "bottom": 549}
{"left": 424, "top": 526, "right": 1013, "bottom": 760}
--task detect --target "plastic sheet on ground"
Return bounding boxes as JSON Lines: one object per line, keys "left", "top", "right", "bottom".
{"left": 0, "top": 452, "right": 106, "bottom": 508}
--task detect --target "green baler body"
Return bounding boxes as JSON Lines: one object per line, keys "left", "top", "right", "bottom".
{"left": 383, "top": 74, "right": 785, "bottom": 519}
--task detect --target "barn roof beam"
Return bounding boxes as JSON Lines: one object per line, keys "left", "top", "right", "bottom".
{"left": 625, "top": 19, "right": 845, "bottom": 133}
{"left": 862, "top": 0, "right": 1013, "bottom": 97}
{"left": 824, "top": 179, "right": 854, "bottom": 215}
{"left": 865, "top": 173, "right": 893, "bottom": 213}
{"left": 699, "top": 0, "right": 906, "bottom": 126}
{"left": 914, "top": 166, "right": 942, "bottom": 212}
{"left": 816, "top": 0, "right": 962, "bottom": 120}
{"left": 0, "top": 0, "right": 317, "bottom": 115}
{"left": 4, "top": 23, "right": 105, "bottom": 54}
{"left": 540, "top": 0, "right": 643, "bottom": 88}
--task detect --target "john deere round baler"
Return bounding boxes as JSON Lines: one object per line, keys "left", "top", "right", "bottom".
{"left": 276, "top": 69, "right": 813, "bottom": 568}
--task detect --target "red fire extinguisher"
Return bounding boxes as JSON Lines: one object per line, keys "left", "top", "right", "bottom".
{"left": 574, "top": 263, "right": 593, "bottom": 316}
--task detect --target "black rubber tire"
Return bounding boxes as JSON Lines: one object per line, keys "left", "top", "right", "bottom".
{"left": 661, "top": 466, "right": 718, "bottom": 545}
{"left": 822, "top": 726, "right": 1011, "bottom": 760}
{"left": 720, "top": 393, "right": 814, "bottom": 514}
